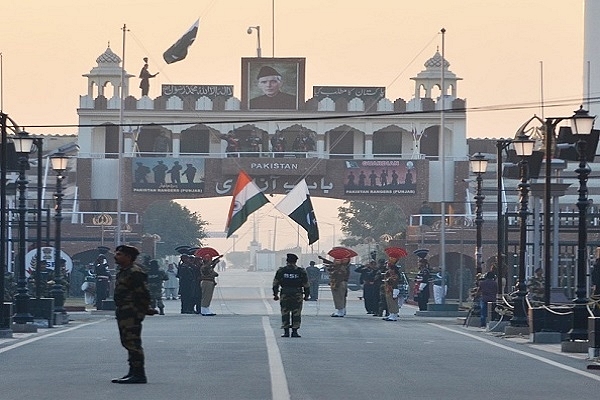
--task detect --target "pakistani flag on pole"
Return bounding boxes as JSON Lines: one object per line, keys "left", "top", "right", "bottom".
{"left": 163, "top": 19, "right": 199, "bottom": 64}
{"left": 275, "top": 179, "right": 319, "bottom": 245}
{"left": 226, "top": 171, "right": 269, "bottom": 238}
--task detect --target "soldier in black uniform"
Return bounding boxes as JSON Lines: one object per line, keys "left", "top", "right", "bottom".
{"left": 272, "top": 253, "right": 310, "bottom": 338}
{"left": 355, "top": 260, "right": 379, "bottom": 314}
{"left": 176, "top": 254, "right": 196, "bottom": 314}
{"left": 111, "top": 245, "right": 155, "bottom": 384}
{"left": 94, "top": 255, "right": 111, "bottom": 310}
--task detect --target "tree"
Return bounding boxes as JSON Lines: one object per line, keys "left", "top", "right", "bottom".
{"left": 337, "top": 200, "right": 407, "bottom": 247}
{"left": 142, "top": 200, "right": 208, "bottom": 257}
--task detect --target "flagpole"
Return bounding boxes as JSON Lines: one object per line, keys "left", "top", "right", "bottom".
{"left": 272, "top": 0, "right": 275, "bottom": 57}
{"left": 440, "top": 28, "right": 447, "bottom": 304}
{"left": 116, "top": 24, "right": 127, "bottom": 246}
{"left": 0, "top": 52, "right": 3, "bottom": 111}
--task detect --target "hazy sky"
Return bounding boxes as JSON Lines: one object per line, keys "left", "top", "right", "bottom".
{"left": 0, "top": 0, "right": 585, "bottom": 138}
{"left": 0, "top": 1, "right": 589, "bottom": 256}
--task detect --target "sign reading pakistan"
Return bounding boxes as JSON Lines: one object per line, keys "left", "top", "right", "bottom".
{"left": 132, "top": 158, "right": 205, "bottom": 193}
{"left": 344, "top": 160, "right": 416, "bottom": 195}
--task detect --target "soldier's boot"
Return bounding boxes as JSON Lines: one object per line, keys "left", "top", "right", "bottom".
{"left": 291, "top": 328, "right": 301, "bottom": 338}
{"left": 111, "top": 367, "right": 132, "bottom": 383}
{"left": 117, "top": 367, "right": 147, "bottom": 384}
{"left": 281, "top": 328, "right": 290, "bottom": 337}
{"left": 159, "top": 307, "right": 164, "bottom": 315}
{"left": 384, "top": 313, "right": 398, "bottom": 321}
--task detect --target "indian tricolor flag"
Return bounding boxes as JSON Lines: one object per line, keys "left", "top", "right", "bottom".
{"left": 226, "top": 171, "right": 269, "bottom": 238}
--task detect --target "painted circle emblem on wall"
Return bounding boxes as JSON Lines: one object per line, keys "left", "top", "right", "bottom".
{"left": 25, "top": 247, "right": 73, "bottom": 278}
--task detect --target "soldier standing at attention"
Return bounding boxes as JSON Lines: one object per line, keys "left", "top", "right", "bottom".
{"left": 273, "top": 253, "right": 310, "bottom": 337}
{"left": 305, "top": 261, "right": 321, "bottom": 301}
{"left": 146, "top": 260, "right": 169, "bottom": 315}
{"left": 199, "top": 254, "right": 221, "bottom": 316}
{"left": 177, "top": 254, "right": 196, "bottom": 314}
{"left": 111, "top": 245, "right": 155, "bottom": 384}
{"left": 319, "top": 255, "right": 350, "bottom": 317}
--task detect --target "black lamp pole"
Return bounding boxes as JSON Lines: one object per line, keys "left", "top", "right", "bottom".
{"left": 49, "top": 153, "right": 69, "bottom": 318}
{"left": 496, "top": 139, "right": 511, "bottom": 296}
{"left": 470, "top": 153, "right": 488, "bottom": 274}
{"left": 568, "top": 106, "right": 595, "bottom": 341}
{"left": 12, "top": 132, "right": 34, "bottom": 324}
{"left": 511, "top": 133, "right": 534, "bottom": 327}
{"left": 543, "top": 118, "right": 561, "bottom": 306}
{"left": 0, "top": 114, "right": 7, "bottom": 328}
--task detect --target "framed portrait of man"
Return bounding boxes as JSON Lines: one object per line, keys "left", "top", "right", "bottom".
{"left": 241, "top": 57, "right": 306, "bottom": 110}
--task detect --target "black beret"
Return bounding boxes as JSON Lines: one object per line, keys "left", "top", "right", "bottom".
{"left": 115, "top": 245, "right": 140, "bottom": 258}
{"left": 286, "top": 253, "right": 298, "bottom": 263}
{"left": 257, "top": 65, "right": 281, "bottom": 79}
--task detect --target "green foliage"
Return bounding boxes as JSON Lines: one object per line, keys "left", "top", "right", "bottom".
{"left": 337, "top": 200, "right": 407, "bottom": 247}
{"left": 142, "top": 200, "right": 208, "bottom": 258}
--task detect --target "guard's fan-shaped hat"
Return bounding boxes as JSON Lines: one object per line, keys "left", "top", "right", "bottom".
{"left": 384, "top": 247, "right": 408, "bottom": 259}
{"left": 194, "top": 247, "right": 220, "bottom": 259}
{"left": 413, "top": 249, "right": 429, "bottom": 259}
{"left": 327, "top": 247, "right": 358, "bottom": 259}
{"left": 175, "top": 245, "right": 191, "bottom": 255}
{"left": 187, "top": 247, "right": 201, "bottom": 256}
{"left": 97, "top": 246, "right": 110, "bottom": 255}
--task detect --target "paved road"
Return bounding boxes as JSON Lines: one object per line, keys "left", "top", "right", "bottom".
{"left": 1, "top": 269, "right": 599, "bottom": 400}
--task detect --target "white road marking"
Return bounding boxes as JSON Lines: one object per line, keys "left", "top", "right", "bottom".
{"left": 432, "top": 323, "right": 600, "bottom": 381}
{"left": 0, "top": 319, "right": 106, "bottom": 354}
{"left": 260, "top": 287, "right": 275, "bottom": 314}
{"left": 262, "top": 316, "right": 290, "bottom": 400}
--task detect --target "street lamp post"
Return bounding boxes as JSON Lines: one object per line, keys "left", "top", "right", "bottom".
{"left": 50, "top": 153, "right": 70, "bottom": 321}
{"left": 0, "top": 114, "right": 8, "bottom": 330}
{"left": 511, "top": 132, "right": 535, "bottom": 327}
{"left": 470, "top": 153, "right": 488, "bottom": 274}
{"left": 496, "top": 139, "right": 512, "bottom": 297}
{"left": 12, "top": 131, "right": 34, "bottom": 324}
{"left": 247, "top": 26, "right": 262, "bottom": 57}
{"left": 568, "top": 106, "right": 595, "bottom": 341}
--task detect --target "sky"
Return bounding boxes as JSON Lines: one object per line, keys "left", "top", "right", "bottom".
{"left": 0, "top": 1, "right": 590, "bottom": 256}
{"left": 0, "top": 1, "right": 586, "bottom": 138}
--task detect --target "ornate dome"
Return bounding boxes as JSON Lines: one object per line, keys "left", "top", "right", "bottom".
{"left": 424, "top": 50, "right": 449, "bottom": 69}
{"left": 96, "top": 47, "right": 121, "bottom": 64}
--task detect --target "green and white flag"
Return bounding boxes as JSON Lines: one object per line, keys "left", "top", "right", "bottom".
{"left": 163, "top": 19, "right": 199, "bottom": 64}
{"left": 275, "top": 179, "right": 319, "bottom": 245}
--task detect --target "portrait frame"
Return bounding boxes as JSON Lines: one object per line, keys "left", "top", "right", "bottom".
{"left": 241, "top": 57, "right": 306, "bottom": 111}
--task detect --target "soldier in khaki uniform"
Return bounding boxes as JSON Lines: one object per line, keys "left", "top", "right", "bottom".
{"left": 199, "top": 254, "right": 221, "bottom": 316}
{"left": 146, "top": 260, "right": 169, "bottom": 315}
{"left": 319, "top": 256, "right": 350, "bottom": 317}
{"left": 111, "top": 245, "right": 155, "bottom": 384}
{"left": 273, "top": 253, "right": 310, "bottom": 337}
